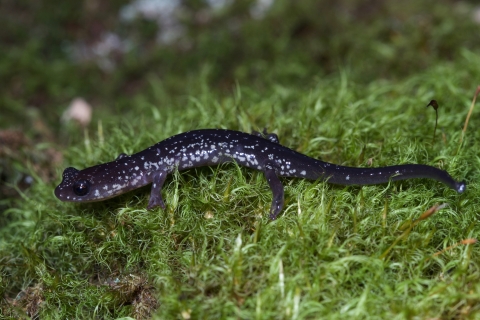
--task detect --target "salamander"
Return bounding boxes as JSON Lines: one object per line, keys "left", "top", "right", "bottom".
{"left": 55, "top": 129, "right": 466, "bottom": 219}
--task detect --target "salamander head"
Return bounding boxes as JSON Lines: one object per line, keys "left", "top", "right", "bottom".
{"left": 55, "top": 167, "right": 97, "bottom": 203}
{"left": 55, "top": 159, "right": 151, "bottom": 204}
{"left": 55, "top": 164, "right": 129, "bottom": 203}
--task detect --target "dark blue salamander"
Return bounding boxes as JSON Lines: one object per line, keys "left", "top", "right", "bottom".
{"left": 55, "top": 129, "right": 466, "bottom": 219}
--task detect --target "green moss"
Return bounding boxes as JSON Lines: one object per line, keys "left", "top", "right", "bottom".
{"left": 2, "top": 61, "right": 480, "bottom": 318}
{"left": 2, "top": 1, "right": 480, "bottom": 318}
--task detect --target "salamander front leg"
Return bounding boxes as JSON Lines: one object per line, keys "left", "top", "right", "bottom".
{"left": 147, "top": 170, "right": 168, "bottom": 210}
{"left": 264, "top": 162, "right": 284, "bottom": 220}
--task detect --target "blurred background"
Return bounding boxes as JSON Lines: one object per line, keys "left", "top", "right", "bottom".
{"left": 1, "top": 0, "right": 480, "bottom": 202}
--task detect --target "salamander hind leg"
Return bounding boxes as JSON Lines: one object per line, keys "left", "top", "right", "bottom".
{"left": 263, "top": 162, "right": 284, "bottom": 220}
{"left": 265, "top": 133, "right": 279, "bottom": 144}
{"left": 116, "top": 153, "right": 129, "bottom": 160}
{"left": 147, "top": 171, "right": 168, "bottom": 210}
{"left": 251, "top": 128, "right": 280, "bottom": 144}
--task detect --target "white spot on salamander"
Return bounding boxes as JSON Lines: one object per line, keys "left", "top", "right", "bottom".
{"left": 300, "top": 170, "right": 306, "bottom": 176}
{"left": 346, "top": 175, "right": 350, "bottom": 181}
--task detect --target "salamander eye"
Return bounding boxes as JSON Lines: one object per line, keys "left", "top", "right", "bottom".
{"left": 73, "top": 179, "right": 90, "bottom": 196}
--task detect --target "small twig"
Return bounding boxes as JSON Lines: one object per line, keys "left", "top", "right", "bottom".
{"left": 380, "top": 203, "right": 447, "bottom": 260}
{"left": 458, "top": 86, "right": 480, "bottom": 151}
{"left": 432, "top": 238, "right": 477, "bottom": 258}
{"left": 416, "top": 203, "right": 448, "bottom": 221}
{"left": 426, "top": 100, "right": 439, "bottom": 144}
{"left": 399, "top": 203, "right": 447, "bottom": 231}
